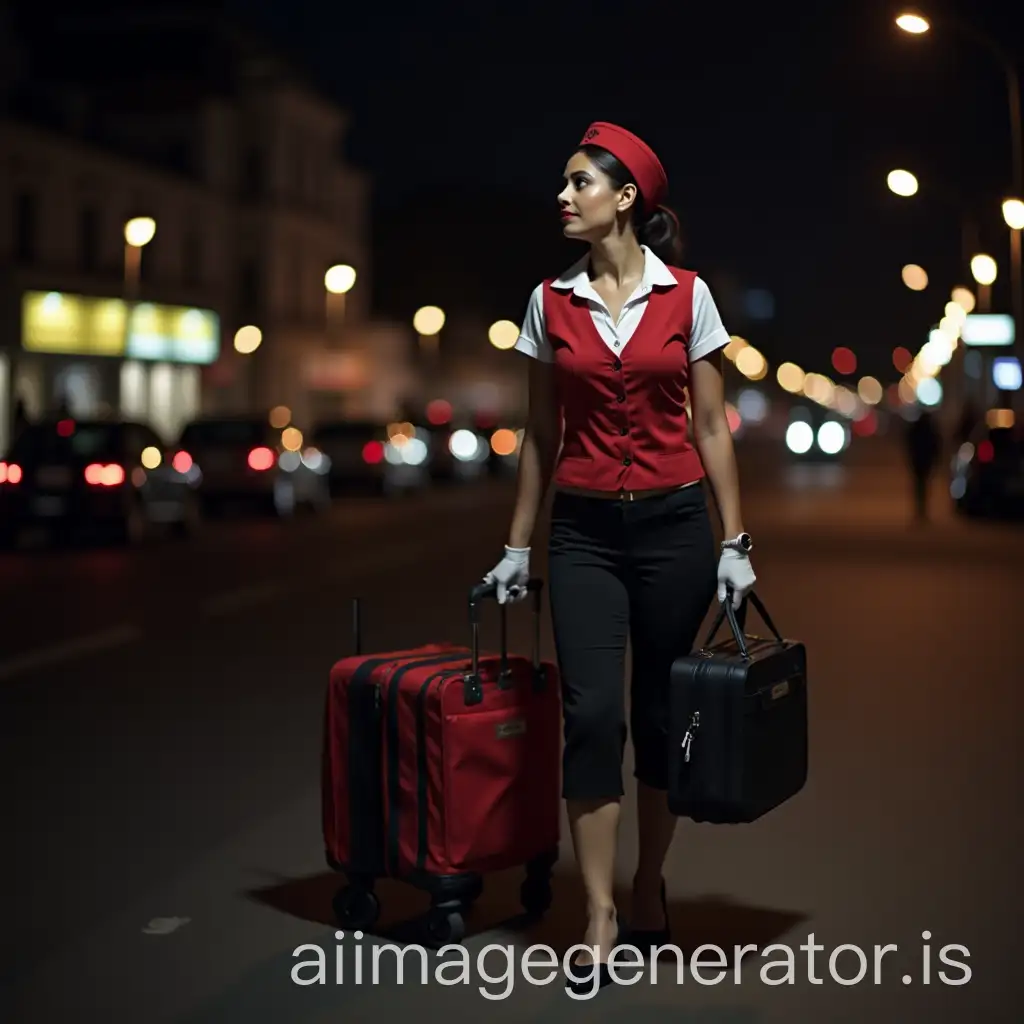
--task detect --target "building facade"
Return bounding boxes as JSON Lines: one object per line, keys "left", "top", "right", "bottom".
{"left": 0, "top": 7, "right": 376, "bottom": 455}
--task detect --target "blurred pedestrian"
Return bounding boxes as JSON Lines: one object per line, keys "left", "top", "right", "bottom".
{"left": 482, "top": 122, "right": 756, "bottom": 992}
{"left": 905, "top": 406, "right": 941, "bottom": 521}
{"left": 12, "top": 396, "right": 30, "bottom": 441}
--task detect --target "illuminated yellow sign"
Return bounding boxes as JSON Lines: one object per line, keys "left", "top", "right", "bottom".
{"left": 21, "top": 291, "right": 220, "bottom": 364}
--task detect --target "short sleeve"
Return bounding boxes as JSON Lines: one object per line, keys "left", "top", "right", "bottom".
{"left": 513, "top": 283, "right": 555, "bottom": 362}
{"left": 688, "top": 277, "right": 731, "bottom": 362}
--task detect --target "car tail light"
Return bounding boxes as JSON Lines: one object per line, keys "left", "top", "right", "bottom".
{"left": 248, "top": 446, "right": 275, "bottom": 471}
{"left": 0, "top": 461, "right": 22, "bottom": 485}
{"left": 172, "top": 450, "right": 193, "bottom": 473}
{"left": 84, "top": 463, "right": 126, "bottom": 487}
{"left": 362, "top": 440, "right": 385, "bottom": 464}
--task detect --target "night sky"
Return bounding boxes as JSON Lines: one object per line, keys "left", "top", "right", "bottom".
{"left": 49, "top": 0, "right": 1024, "bottom": 382}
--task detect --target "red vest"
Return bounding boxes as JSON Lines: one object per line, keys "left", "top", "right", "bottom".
{"left": 544, "top": 267, "right": 706, "bottom": 492}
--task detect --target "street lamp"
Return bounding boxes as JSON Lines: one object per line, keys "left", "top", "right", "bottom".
{"left": 413, "top": 305, "right": 445, "bottom": 366}
{"left": 123, "top": 216, "right": 156, "bottom": 297}
{"left": 324, "top": 264, "right": 356, "bottom": 342}
{"left": 1004, "top": 202, "right": 1024, "bottom": 348}
{"left": 895, "top": 11, "right": 929, "bottom": 33}
{"left": 902, "top": 264, "right": 928, "bottom": 291}
{"left": 234, "top": 325, "right": 263, "bottom": 355}
{"left": 1004, "top": 199, "right": 1024, "bottom": 232}
{"left": 970, "top": 253, "right": 997, "bottom": 314}
{"left": 897, "top": 8, "right": 1023, "bottom": 357}
{"left": 896, "top": 10, "right": 1021, "bottom": 193}
{"left": 325, "top": 264, "right": 357, "bottom": 295}
{"left": 488, "top": 320, "right": 519, "bottom": 350}
{"left": 887, "top": 169, "right": 919, "bottom": 197}
{"left": 970, "top": 254, "right": 997, "bottom": 286}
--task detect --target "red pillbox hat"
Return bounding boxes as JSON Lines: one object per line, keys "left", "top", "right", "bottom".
{"left": 579, "top": 121, "right": 668, "bottom": 215}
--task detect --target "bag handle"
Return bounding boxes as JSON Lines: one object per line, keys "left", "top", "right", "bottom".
{"left": 701, "top": 587, "right": 783, "bottom": 660}
{"left": 465, "top": 577, "right": 545, "bottom": 703}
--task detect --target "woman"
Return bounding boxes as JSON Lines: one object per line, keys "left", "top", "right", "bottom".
{"left": 482, "top": 121, "right": 757, "bottom": 990}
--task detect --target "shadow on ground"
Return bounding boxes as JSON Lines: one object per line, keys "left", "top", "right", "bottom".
{"left": 247, "top": 866, "right": 807, "bottom": 959}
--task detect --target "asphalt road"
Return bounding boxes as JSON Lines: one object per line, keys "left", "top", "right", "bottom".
{"left": 1, "top": 439, "right": 1022, "bottom": 1023}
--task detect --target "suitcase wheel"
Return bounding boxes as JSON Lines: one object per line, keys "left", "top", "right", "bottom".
{"left": 332, "top": 884, "right": 380, "bottom": 931}
{"left": 423, "top": 906, "right": 465, "bottom": 946}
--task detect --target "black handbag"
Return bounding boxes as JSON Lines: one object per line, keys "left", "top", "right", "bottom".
{"left": 667, "top": 590, "right": 808, "bottom": 824}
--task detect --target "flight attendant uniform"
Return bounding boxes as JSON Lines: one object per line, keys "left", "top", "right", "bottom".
{"left": 514, "top": 153, "right": 733, "bottom": 801}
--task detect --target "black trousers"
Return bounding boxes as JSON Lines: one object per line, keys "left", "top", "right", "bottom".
{"left": 547, "top": 482, "right": 718, "bottom": 801}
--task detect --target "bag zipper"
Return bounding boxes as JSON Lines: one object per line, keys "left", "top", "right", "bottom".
{"left": 681, "top": 710, "right": 700, "bottom": 762}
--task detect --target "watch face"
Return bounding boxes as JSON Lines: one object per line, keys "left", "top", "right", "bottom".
{"left": 739, "top": 533, "right": 752, "bottom": 550}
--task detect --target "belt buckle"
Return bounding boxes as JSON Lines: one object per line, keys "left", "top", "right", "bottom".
{"left": 620, "top": 489, "right": 635, "bottom": 502}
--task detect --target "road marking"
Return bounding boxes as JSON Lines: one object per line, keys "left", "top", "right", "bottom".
{"left": 0, "top": 623, "right": 141, "bottom": 683}
{"left": 200, "top": 582, "right": 283, "bottom": 618}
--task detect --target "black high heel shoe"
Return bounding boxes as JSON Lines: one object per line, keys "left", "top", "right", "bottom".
{"left": 564, "top": 927, "right": 620, "bottom": 996}
{"left": 622, "top": 879, "right": 671, "bottom": 955}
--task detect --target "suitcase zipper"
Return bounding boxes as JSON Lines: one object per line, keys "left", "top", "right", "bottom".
{"left": 681, "top": 711, "right": 700, "bottom": 763}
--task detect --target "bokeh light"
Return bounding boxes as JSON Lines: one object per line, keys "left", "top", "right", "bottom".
{"left": 902, "top": 264, "right": 928, "bottom": 291}
{"left": 831, "top": 347, "right": 856, "bottom": 375}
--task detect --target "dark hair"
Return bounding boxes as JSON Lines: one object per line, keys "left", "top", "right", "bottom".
{"left": 578, "top": 143, "right": 683, "bottom": 265}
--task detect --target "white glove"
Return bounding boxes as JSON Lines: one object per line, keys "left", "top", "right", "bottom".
{"left": 717, "top": 548, "right": 756, "bottom": 609}
{"left": 483, "top": 546, "right": 531, "bottom": 604}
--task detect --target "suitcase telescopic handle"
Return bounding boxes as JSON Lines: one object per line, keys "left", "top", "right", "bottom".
{"left": 467, "top": 577, "right": 544, "bottom": 687}
{"left": 702, "top": 587, "right": 784, "bottom": 659}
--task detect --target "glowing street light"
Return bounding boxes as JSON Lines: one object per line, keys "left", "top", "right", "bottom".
{"left": 124, "top": 217, "right": 156, "bottom": 247}
{"left": 488, "top": 320, "right": 519, "bottom": 350}
{"left": 414, "top": 306, "right": 446, "bottom": 336}
{"left": 123, "top": 216, "right": 156, "bottom": 298}
{"left": 1004, "top": 201, "right": 1024, "bottom": 358}
{"left": 414, "top": 305, "right": 445, "bottom": 362}
{"left": 325, "top": 264, "right": 357, "bottom": 294}
{"left": 887, "top": 169, "right": 919, "bottom": 197}
{"left": 1003, "top": 198, "right": 1024, "bottom": 231}
{"left": 970, "top": 254, "right": 997, "bottom": 286}
{"left": 324, "top": 264, "right": 357, "bottom": 341}
{"left": 234, "top": 325, "right": 262, "bottom": 354}
{"left": 902, "top": 264, "right": 928, "bottom": 291}
{"left": 895, "top": 12, "right": 930, "bottom": 34}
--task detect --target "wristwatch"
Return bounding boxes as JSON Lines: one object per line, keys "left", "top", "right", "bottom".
{"left": 721, "top": 532, "right": 753, "bottom": 554}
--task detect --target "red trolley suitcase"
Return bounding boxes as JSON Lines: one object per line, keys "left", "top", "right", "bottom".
{"left": 322, "top": 577, "right": 561, "bottom": 946}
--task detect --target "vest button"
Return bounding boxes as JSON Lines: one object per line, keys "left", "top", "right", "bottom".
{"left": 616, "top": 394, "right": 625, "bottom": 403}
{"left": 613, "top": 358, "right": 622, "bottom": 370}
{"left": 619, "top": 427, "right": 628, "bottom": 436}
{"left": 622, "top": 456, "right": 632, "bottom": 466}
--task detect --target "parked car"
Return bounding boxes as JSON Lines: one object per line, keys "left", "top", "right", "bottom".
{"left": 176, "top": 416, "right": 331, "bottom": 517}
{"left": 310, "top": 420, "right": 411, "bottom": 495}
{"left": 0, "top": 417, "right": 199, "bottom": 546}
{"left": 950, "top": 423, "right": 1024, "bottom": 519}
